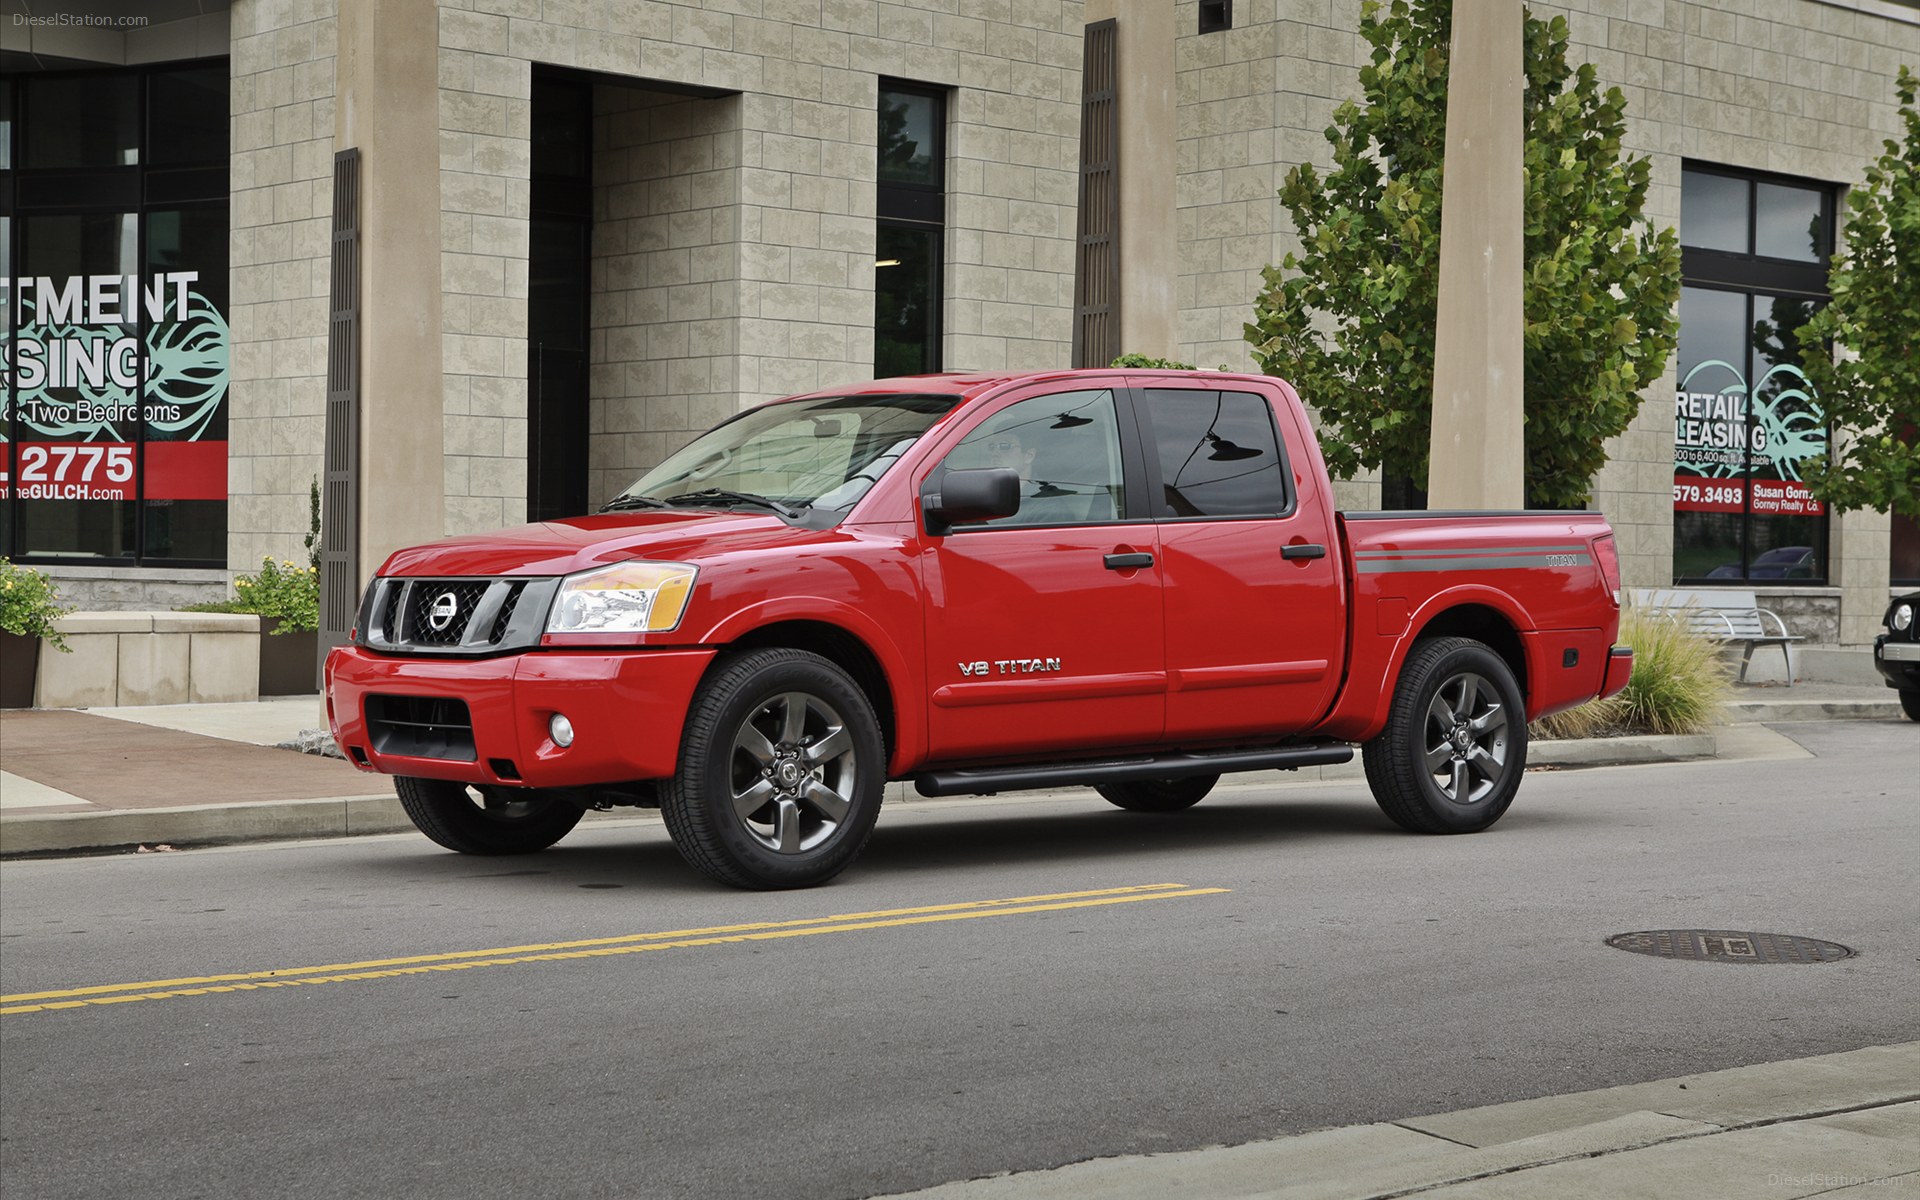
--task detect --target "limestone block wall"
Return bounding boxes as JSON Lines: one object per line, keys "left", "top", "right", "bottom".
{"left": 227, "top": 0, "right": 339, "bottom": 572}
{"left": 590, "top": 86, "right": 743, "bottom": 506}
{"left": 436, "top": 25, "right": 534, "bottom": 534}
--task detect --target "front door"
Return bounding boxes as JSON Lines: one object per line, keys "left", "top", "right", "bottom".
{"left": 918, "top": 387, "right": 1165, "bottom": 761}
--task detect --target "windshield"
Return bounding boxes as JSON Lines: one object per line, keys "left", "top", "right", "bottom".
{"left": 609, "top": 392, "right": 961, "bottom": 519}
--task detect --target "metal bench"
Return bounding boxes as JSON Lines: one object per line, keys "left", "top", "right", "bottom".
{"left": 1627, "top": 588, "right": 1801, "bottom": 686}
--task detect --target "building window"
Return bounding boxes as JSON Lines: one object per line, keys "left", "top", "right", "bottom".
{"left": 875, "top": 82, "right": 945, "bottom": 377}
{"left": 1, "top": 61, "right": 230, "bottom": 566}
{"left": 1672, "top": 165, "right": 1834, "bottom": 586}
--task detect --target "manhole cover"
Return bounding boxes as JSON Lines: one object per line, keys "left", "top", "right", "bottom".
{"left": 1607, "top": 930, "right": 1853, "bottom": 964}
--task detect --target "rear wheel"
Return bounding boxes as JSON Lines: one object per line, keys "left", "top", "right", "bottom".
{"left": 1363, "top": 637, "right": 1527, "bottom": 834}
{"left": 1095, "top": 774, "right": 1218, "bottom": 812}
{"left": 662, "top": 649, "right": 885, "bottom": 889}
{"left": 394, "top": 777, "right": 584, "bottom": 855}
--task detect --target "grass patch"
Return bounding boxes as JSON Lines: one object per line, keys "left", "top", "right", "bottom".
{"left": 1531, "top": 606, "right": 1730, "bottom": 739}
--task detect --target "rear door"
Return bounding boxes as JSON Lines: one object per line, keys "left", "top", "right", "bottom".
{"left": 917, "top": 385, "right": 1165, "bottom": 761}
{"left": 1131, "top": 383, "right": 1345, "bottom": 739}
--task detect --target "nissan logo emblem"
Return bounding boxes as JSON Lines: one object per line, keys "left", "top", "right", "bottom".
{"left": 427, "top": 592, "right": 460, "bottom": 632}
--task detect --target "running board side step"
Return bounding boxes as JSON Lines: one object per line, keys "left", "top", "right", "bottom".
{"left": 913, "top": 744, "right": 1354, "bottom": 798}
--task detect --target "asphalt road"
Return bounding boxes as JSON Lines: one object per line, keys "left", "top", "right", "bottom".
{"left": 2, "top": 719, "right": 1915, "bottom": 1200}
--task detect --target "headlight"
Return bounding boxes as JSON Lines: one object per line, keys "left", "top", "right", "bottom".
{"left": 546, "top": 561, "right": 698, "bottom": 634}
{"left": 1894, "top": 603, "right": 1914, "bottom": 633}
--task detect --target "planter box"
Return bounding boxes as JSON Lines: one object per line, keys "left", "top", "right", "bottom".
{"left": 259, "top": 617, "right": 320, "bottom": 696}
{"left": 35, "top": 612, "right": 260, "bottom": 707}
{"left": 1, "top": 632, "right": 39, "bottom": 709}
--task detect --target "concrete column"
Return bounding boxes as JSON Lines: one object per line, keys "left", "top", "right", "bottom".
{"left": 335, "top": 0, "right": 445, "bottom": 567}
{"left": 1084, "top": 0, "right": 1178, "bottom": 360}
{"left": 1428, "top": 0, "right": 1525, "bottom": 510}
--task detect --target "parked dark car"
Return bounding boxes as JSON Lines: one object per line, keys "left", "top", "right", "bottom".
{"left": 1874, "top": 592, "right": 1920, "bottom": 722}
{"left": 1706, "top": 546, "right": 1818, "bottom": 580}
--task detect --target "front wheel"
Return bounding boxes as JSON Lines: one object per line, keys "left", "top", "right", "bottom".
{"left": 1096, "top": 774, "right": 1218, "bottom": 812}
{"left": 1363, "top": 637, "right": 1527, "bottom": 834}
{"left": 394, "top": 777, "right": 584, "bottom": 854}
{"left": 662, "top": 649, "right": 885, "bottom": 889}
{"left": 1900, "top": 690, "right": 1920, "bottom": 722}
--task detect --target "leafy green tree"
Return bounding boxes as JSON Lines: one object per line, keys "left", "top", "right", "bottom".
{"left": 1794, "top": 66, "right": 1920, "bottom": 520}
{"left": 1244, "top": 0, "right": 1680, "bottom": 508}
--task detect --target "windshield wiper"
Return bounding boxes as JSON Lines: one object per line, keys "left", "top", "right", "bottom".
{"left": 664, "top": 488, "right": 807, "bottom": 520}
{"left": 599, "top": 494, "right": 673, "bottom": 512}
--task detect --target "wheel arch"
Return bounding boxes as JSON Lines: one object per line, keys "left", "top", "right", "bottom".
{"left": 707, "top": 619, "right": 905, "bottom": 771}
{"left": 1409, "top": 602, "right": 1529, "bottom": 701}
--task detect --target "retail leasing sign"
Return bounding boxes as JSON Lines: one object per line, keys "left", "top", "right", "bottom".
{"left": 1674, "top": 359, "right": 1826, "bottom": 517}
{"left": 1, "top": 272, "right": 229, "bottom": 501}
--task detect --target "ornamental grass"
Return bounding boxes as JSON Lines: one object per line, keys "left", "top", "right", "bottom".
{"left": 1531, "top": 606, "right": 1730, "bottom": 739}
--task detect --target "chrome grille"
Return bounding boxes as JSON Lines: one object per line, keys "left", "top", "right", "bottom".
{"left": 403, "top": 582, "right": 490, "bottom": 646}
{"left": 356, "top": 576, "right": 559, "bottom": 657}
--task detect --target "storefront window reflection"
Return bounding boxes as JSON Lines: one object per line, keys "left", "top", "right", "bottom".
{"left": 3, "top": 62, "right": 229, "bottom": 565}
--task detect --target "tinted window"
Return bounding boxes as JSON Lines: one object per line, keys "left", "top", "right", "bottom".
{"left": 878, "top": 89, "right": 941, "bottom": 188}
{"left": 1754, "top": 182, "right": 1825, "bottom": 262}
{"left": 25, "top": 74, "right": 140, "bottom": 168}
{"left": 1142, "top": 390, "right": 1288, "bottom": 518}
{"left": 148, "top": 67, "right": 228, "bottom": 165}
{"left": 1680, "top": 170, "right": 1746, "bottom": 253}
{"left": 940, "top": 390, "right": 1124, "bottom": 527}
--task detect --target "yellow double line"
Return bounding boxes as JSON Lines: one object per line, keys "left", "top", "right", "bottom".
{"left": 0, "top": 882, "right": 1226, "bottom": 1016}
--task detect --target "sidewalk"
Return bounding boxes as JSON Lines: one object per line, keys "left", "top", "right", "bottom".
{"left": 0, "top": 681, "right": 1907, "bottom": 857}
{"left": 879, "top": 1042, "right": 1920, "bottom": 1200}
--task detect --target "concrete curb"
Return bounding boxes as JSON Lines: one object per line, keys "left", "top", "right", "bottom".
{"left": 876, "top": 1042, "right": 1920, "bottom": 1200}
{"left": 0, "top": 794, "right": 408, "bottom": 856}
{"left": 1726, "top": 697, "right": 1906, "bottom": 722}
{"left": 0, "top": 718, "right": 1857, "bottom": 858}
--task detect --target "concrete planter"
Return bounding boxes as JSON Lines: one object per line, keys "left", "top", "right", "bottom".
{"left": 1, "top": 632, "right": 40, "bottom": 708}
{"left": 259, "top": 617, "right": 320, "bottom": 696}
{"left": 36, "top": 612, "right": 261, "bottom": 708}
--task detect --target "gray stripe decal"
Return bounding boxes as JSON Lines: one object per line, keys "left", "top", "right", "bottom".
{"left": 1356, "top": 553, "right": 1594, "bottom": 574}
{"left": 1353, "top": 544, "right": 1590, "bottom": 558}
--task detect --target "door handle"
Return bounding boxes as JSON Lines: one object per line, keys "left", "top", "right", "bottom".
{"left": 1281, "top": 543, "right": 1327, "bottom": 560}
{"left": 1104, "top": 552, "right": 1154, "bottom": 570}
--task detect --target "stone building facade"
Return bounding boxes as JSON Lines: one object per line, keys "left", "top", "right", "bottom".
{"left": 3, "top": 0, "right": 1916, "bottom": 650}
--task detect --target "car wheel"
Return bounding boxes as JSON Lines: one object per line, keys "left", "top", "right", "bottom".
{"left": 1363, "top": 637, "right": 1527, "bottom": 834}
{"left": 394, "top": 776, "right": 585, "bottom": 855}
{"left": 663, "top": 649, "right": 884, "bottom": 889}
{"left": 1900, "top": 690, "right": 1920, "bottom": 723}
{"left": 1095, "top": 775, "right": 1219, "bottom": 812}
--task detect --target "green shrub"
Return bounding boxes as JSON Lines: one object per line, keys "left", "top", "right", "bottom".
{"left": 1532, "top": 606, "right": 1729, "bottom": 738}
{"left": 1111, "top": 353, "right": 1198, "bottom": 370}
{"left": 0, "top": 558, "right": 72, "bottom": 651}
{"left": 209, "top": 556, "right": 321, "bottom": 634}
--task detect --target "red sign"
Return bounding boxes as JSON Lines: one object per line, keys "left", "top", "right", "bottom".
{"left": 1750, "top": 477, "right": 1825, "bottom": 516}
{"left": 1672, "top": 474, "right": 1745, "bottom": 514}
{"left": 1, "top": 441, "right": 226, "bottom": 501}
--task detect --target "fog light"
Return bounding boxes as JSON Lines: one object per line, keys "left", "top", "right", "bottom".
{"left": 549, "top": 713, "right": 575, "bottom": 748}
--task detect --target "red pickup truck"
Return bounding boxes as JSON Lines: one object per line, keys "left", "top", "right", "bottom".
{"left": 326, "top": 369, "right": 1631, "bottom": 888}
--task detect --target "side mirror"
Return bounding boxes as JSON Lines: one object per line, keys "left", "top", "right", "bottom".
{"left": 924, "top": 468, "right": 1021, "bottom": 535}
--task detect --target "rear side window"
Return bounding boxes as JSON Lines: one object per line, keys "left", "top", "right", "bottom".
{"left": 1140, "top": 389, "right": 1290, "bottom": 518}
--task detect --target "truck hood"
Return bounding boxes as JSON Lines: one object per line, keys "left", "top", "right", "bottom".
{"left": 379, "top": 511, "right": 815, "bottom": 577}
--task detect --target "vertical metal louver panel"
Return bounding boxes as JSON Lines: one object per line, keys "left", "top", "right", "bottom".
{"left": 1073, "top": 19, "right": 1120, "bottom": 370}
{"left": 320, "top": 149, "right": 362, "bottom": 674}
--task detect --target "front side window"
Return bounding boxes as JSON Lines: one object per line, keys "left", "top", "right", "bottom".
{"left": 937, "top": 390, "right": 1125, "bottom": 527}
{"left": 1138, "top": 390, "right": 1289, "bottom": 518}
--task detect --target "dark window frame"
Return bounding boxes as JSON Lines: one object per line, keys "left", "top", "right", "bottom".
{"left": 1674, "top": 162, "right": 1837, "bottom": 588}
{"left": 2, "top": 58, "right": 231, "bottom": 568}
{"left": 875, "top": 79, "right": 947, "bottom": 376}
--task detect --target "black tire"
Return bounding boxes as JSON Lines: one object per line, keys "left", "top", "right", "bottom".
{"left": 1900, "top": 690, "right": 1920, "bottom": 722}
{"left": 1095, "top": 774, "right": 1219, "bottom": 812}
{"left": 1363, "top": 637, "right": 1527, "bottom": 834}
{"left": 394, "top": 776, "right": 584, "bottom": 855}
{"left": 662, "top": 648, "right": 885, "bottom": 889}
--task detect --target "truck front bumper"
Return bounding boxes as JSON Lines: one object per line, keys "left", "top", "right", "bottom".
{"left": 325, "top": 644, "right": 717, "bottom": 789}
